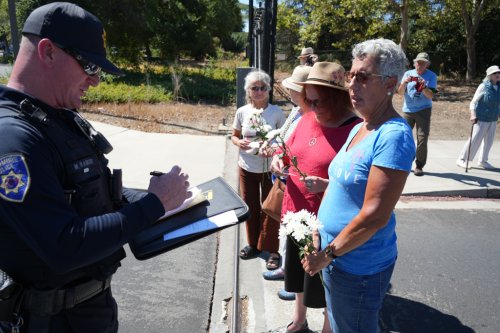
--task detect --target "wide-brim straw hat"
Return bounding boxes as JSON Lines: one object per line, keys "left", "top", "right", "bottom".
{"left": 297, "top": 47, "right": 314, "bottom": 59}
{"left": 298, "top": 62, "right": 348, "bottom": 92}
{"left": 282, "top": 65, "right": 312, "bottom": 93}
{"left": 486, "top": 65, "right": 500, "bottom": 76}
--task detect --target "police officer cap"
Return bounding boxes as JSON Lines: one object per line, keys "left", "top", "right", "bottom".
{"left": 22, "top": 2, "right": 124, "bottom": 77}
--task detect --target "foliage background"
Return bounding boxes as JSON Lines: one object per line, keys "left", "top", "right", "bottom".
{"left": 1, "top": 0, "right": 499, "bottom": 104}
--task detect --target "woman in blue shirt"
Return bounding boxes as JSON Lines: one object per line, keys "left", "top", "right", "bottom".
{"left": 302, "top": 39, "right": 415, "bottom": 333}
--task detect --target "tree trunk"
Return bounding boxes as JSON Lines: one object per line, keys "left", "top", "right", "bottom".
{"left": 399, "top": 0, "right": 409, "bottom": 52}
{"left": 460, "top": 0, "right": 489, "bottom": 81}
{"left": 466, "top": 34, "right": 476, "bottom": 81}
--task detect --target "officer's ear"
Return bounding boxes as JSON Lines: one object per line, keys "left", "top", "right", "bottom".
{"left": 38, "top": 38, "right": 56, "bottom": 64}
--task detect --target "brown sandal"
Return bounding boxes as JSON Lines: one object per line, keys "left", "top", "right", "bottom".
{"left": 266, "top": 253, "right": 281, "bottom": 270}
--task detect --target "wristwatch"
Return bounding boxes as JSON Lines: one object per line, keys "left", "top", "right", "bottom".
{"left": 324, "top": 244, "right": 338, "bottom": 260}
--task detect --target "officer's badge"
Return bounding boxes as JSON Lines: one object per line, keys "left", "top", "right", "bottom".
{"left": 0, "top": 154, "right": 31, "bottom": 203}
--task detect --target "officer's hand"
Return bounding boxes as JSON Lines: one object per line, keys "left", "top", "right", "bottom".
{"left": 148, "top": 165, "right": 190, "bottom": 212}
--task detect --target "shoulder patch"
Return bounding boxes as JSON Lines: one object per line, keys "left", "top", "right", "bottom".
{"left": 0, "top": 154, "right": 31, "bottom": 203}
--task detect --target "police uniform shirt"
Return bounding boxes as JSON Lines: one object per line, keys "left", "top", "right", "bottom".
{"left": 0, "top": 86, "right": 165, "bottom": 288}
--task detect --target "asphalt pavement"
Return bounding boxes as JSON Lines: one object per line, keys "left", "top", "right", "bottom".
{"left": 91, "top": 121, "right": 500, "bottom": 333}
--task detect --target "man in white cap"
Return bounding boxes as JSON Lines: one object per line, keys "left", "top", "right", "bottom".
{"left": 398, "top": 51, "right": 438, "bottom": 176}
{"left": 456, "top": 65, "right": 500, "bottom": 169}
{"left": 297, "top": 47, "right": 318, "bottom": 66}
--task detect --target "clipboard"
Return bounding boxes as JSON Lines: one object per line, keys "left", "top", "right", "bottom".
{"left": 129, "top": 177, "right": 249, "bottom": 260}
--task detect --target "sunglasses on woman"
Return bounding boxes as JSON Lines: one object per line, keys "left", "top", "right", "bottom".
{"left": 345, "top": 71, "right": 389, "bottom": 84}
{"left": 250, "top": 86, "right": 268, "bottom": 92}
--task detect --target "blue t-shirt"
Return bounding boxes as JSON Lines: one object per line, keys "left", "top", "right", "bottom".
{"left": 401, "top": 69, "right": 437, "bottom": 113}
{"left": 318, "top": 118, "right": 415, "bottom": 275}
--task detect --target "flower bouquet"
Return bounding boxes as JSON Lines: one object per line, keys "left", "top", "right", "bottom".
{"left": 279, "top": 209, "right": 321, "bottom": 258}
{"left": 245, "top": 109, "right": 271, "bottom": 155}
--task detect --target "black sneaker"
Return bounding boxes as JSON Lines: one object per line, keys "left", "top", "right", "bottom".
{"left": 414, "top": 167, "right": 424, "bottom": 176}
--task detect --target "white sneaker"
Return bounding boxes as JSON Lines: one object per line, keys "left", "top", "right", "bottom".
{"left": 456, "top": 159, "right": 467, "bottom": 169}
{"left": 477, "top": 161, "right": 494, "bottom": 169}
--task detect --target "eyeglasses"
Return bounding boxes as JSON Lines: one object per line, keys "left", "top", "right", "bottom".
{"left": 345, "top": 71, "right": 388, "bottom": 84}
{"left": 304, "top": 97, "right": 327, "bottom": 109}
{"left": 55, "top": 43, "right": 101, "bottom": 76}
{"left": 250, "top": 86, "right": 267, "bottom": 92}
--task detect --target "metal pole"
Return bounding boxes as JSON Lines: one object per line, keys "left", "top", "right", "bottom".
{"left": 231, "top": 223, "right": 240, "bottom": 333}
{"left": 268, "top": 0, "right": 278, "bottom": 103}
{"left": 248, "top": 0, "right": 254, "bottom": 67}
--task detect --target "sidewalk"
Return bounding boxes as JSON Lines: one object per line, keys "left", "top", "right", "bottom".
{"left": 91, "top": 122, "right": 500, "bottom": 333}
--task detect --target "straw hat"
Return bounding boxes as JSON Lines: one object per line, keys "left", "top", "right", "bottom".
{"left": 297, "top": 47, "right": 314, "bottom": 59}
{"left": 486, "top": 65, "right": 500, "bottom": 76}
{"left": 281, "top": 65, "right": 312, "bottom": 93}
{"left": 298, "top": 62, "right": 348, "bottom": 92}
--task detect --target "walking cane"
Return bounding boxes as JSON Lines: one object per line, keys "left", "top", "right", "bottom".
{"left": 465, "top": 120, "right": 475, "bottom": 173}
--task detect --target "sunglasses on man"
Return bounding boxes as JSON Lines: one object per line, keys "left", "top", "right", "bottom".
{"left": 54, "top": 42, "right": 101, "bottom": 76}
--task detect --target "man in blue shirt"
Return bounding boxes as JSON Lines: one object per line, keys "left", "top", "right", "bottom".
{"left": 398, "top": 52, "right": 438, "bottom": 176}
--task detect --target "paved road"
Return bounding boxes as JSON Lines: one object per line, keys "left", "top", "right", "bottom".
{"left": 381, "top": 208, "right": 500, "bottom": 333}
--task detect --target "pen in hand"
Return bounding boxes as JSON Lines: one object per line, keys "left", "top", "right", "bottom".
{"left": 150, "top": 171, "right": 164, "bottom": 177}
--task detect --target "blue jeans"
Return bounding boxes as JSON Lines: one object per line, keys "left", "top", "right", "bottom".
{"left": 323, "top": 262, "right": 395, "bottom": 333}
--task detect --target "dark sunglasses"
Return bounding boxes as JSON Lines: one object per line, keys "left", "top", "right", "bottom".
{"left": 55, "top": 43, "right": 101, "bottom": 76}
{"left": 304, "top": 97, "right": 327, "bottom": 109}
{"left": 250, "top": 86, "right": 267, "bottom": 92}
{"left": 345, "top": 71, "right": 388, "bottom": 84}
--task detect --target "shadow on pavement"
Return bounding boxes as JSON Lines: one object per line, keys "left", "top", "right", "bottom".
{"left": 423, "top": 171, "right": 500, "bottom": 187}
{"left": 380, "top": 294, "right": 475, "bottom": 333}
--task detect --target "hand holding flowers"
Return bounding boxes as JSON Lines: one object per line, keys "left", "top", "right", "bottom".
{"left": 279, "top": 209, "right": 321, "bottom": 259}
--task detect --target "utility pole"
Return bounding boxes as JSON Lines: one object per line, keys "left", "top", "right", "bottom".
{"left": 248, "top": 0, "right": 278, "bottom": 101}
{"left": 8, "top": 0, "right": 19, "bottom": 58}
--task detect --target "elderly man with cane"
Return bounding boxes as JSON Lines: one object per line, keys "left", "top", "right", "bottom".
{"left": 457, "top": 65, "right": 500, "bottom": 171}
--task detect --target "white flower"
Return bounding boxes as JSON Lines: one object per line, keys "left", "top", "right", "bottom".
{"left": 279, "top": 209, "right": 321, "bottom": 241}
{"left": 266, "top": 129, "right": 282, "bottom": 140}
{"left": 278, "top": 224, "right": 289, "bottom": 240}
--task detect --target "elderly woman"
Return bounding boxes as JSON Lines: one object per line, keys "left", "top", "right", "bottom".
{"left": 272, "top": 62, "right": 361, "bottom": 333}
{"left": 457, "top": 65, "right": 500, "bottom": 170}
{"left": 231, "top": 70, "right": 286, "bottom": 269}
{"left": 302, "top": 39, "right": 415, "bottom": 333}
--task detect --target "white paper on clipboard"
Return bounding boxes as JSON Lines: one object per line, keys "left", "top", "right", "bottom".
{"left": 163, "top": 210, "right": 238, "bottom": 241}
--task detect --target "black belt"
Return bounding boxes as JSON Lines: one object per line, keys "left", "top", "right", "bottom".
{"left": 22, "top": 277, "right": 111, "bottom": 316}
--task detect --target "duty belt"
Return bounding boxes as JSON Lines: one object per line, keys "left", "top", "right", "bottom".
{"left": 22, "top": 276, "right": 111, "bottom": 315}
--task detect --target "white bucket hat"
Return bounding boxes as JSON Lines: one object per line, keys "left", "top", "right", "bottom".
{"left": 282, "top": 65, "right": 312, "bottom": 93}
{"left": 486, "top": 65, "right": 500, "bottom": 76}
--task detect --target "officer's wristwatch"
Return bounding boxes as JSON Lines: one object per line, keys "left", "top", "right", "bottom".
{"left": 324, "top": 244, "right": 338, "bottom": 260}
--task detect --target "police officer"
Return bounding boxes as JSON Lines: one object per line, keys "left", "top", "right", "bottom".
{"left": 0, "top": 3, "right": 190, "bottom": 332}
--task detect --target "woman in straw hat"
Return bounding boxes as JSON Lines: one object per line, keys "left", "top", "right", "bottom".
{"left": 301, "top": 39, "right": 415, "bottom": 333}
{"left": 231, "top": 70, "right": 286, "bottom": 268}
{"left": 262, "top": 65, "right": 311, "bottom": 301}
{"left": 456, "top": 65, "right": 500, "bottom": 170}
{"left": 271, "top": 62, "right": 361, "bottom": 333}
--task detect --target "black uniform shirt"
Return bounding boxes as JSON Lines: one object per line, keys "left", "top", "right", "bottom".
{"left": 0, "top": 86, "right": 165, "bottom": 288}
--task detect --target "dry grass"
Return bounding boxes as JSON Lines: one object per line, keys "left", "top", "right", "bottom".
{"left": 82, "top": 76, "right": 498, "bottom": 140}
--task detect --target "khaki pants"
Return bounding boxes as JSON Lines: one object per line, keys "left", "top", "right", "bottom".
{"left": 404, "top": 108, "right": 432, "bottom": 169}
